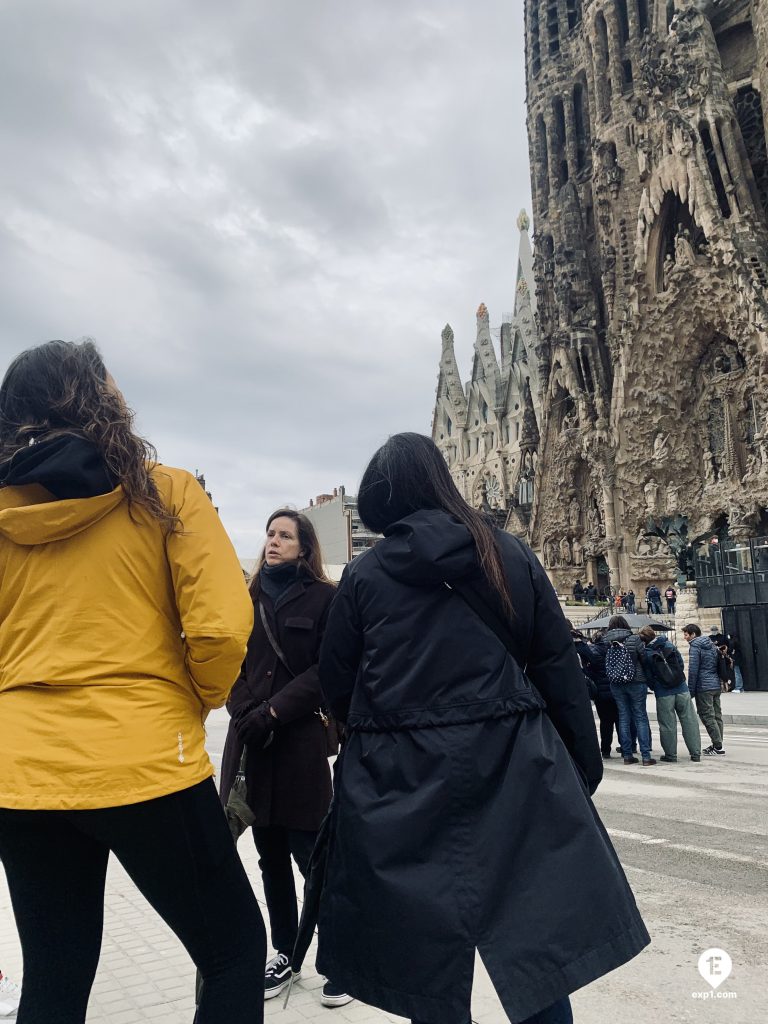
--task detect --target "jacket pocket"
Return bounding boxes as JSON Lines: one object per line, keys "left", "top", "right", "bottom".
{"left": 285, "top": 616, "right": 314, "bottom": 630}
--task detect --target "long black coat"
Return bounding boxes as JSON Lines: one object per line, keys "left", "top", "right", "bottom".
{"left": 219, "top": 576, "right": 335, "bottom": 832}
{"left": 316, "top": 510, "right": 650, "bottom": 1024}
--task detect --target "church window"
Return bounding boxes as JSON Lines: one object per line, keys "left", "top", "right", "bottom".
{"left": 566, "top": 0, "right": 581, "bottom": 31}
{"left": 548, "top": 0, "right": 561, "bottom": 57}
{"left": 515, "top": 422, "right": 521, "bottom": 440}
{"left": 616, "top": 0, "right": 630, "bottom": 45}
{"left": 446, "top": 417, "right": 452, "bottom": 437}
{"left": 481, "top": 400, "right": 489, "bottom": 421}
{"left": 637, "top": 0, "right": 648, "bottom": 32}
{"left": 622, "top": 60, "right": 633, "bottom": 89}
{"left": 595, "top": 13, "right": 612, "bottom": 118}
{"left": 699, "top": 122, "right": 732, "bottom": 219}
{"left": 735, "top": 86, "right": 768, "bottom": 220}
{"left": 547, "top": 0, "right": 560, "bottom": 56}
{"left": 553, "top": 96, "right": 568, "bottom": 185}
{"left": 536, "top": 115, "right": 550, "bottom": 210}
{"left": 531, "top": 2, "right": 542, "bottom": 77}
{"left": 665, "top": 0, "right": 674, "bottom": 31}
{"left": 573, "top": 80, "right": 589, "bottom": 171}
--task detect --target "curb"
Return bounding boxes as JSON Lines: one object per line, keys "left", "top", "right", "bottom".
{"left": 646, "top": 710, "right": 768, "bottom": 728}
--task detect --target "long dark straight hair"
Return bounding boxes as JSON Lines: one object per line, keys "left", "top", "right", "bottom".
{"left": 249, "top": 508, "right": 333, "bottom": 600}
{"left": 0, "top": 339, "right": 178, "bottom": 531}
{"left": 357, "top": 432, "right": 513, "bottom": 618}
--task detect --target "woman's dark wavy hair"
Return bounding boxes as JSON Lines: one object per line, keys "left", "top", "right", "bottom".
{"left": 249, "top": 508, "right": 333, "bottom": 600}
{"left": 608, "top": 615, "right": 631, "bottom": 630}
{"left": 0, "top": 339, "right": 178, "bottom": 531}
{"left": 357, "top": 432, "right": 513, "bottom": 618}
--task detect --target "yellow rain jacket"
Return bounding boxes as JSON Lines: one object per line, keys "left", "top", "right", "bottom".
{"left": 0, "top": 466, "right": 253, "bottom": 810}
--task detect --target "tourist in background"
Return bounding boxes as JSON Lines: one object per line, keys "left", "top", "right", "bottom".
{"left": 0, "top": 340, "right": 263, "bottom": 1024}
{"left": 684, "top": 623, "right": 725, "bottom": 756}
{"left": 639, "top": 627, "right": 700, "bottom": 763}
{"left": 574, "top": 629, "right": 620, "bottom": 760}
{"left": 664, "top": 585, "right": 677, "bottom": 615}
{"left": 647, "top": 584, "right": 662, "bottom": 615}
{"left": 728, "top": 634, "right": 745, "bottom": 693}
{"left": 316, "top": 433, "right": 650, "bottom": 1024}
{"left": 602, "top": 615, "right": 656, "bottom": 766}
{"left": 219, "top": 510, "right": 350, "bottom": 1009}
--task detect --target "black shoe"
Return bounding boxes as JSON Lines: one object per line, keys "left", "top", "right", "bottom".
{"left": 703, "top": 745, "right": 726, "bottom": 757}
{"left": 690, "top": 755, "right": 701, "bottom": 762}
{"left": 642, "top": 758, "right": 657, "bottom": 766}
{"left": 623, "top": 756, "right": 639, "bottom": 764}
{"left": 602, "top": 752, "right": 612, "bottom": 759}
{"left": 264, "top": 953, "right": 299, "bottom": 999}
{"left": 321, "top": 981, "right": 353, "bottom": 1007}
{"left": 659, "top": 755, "right": 677, "bottom": 763}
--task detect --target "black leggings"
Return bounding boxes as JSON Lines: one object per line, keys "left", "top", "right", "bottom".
{"left": 0, "top": 779, "right": 266, "bottom": 1024}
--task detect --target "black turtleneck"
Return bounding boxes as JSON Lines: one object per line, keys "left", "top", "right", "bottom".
{"left": 260, "top": 561, "right": 305, "bottom": 609}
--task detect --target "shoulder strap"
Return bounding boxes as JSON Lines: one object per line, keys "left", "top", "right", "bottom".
{"left": 258, "top": 600, "right": 295, "bottom": 678}
{"left": 445, "top": 580, "right": 526, "bottom": 675}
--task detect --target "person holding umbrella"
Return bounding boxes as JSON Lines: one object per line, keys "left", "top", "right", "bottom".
{"left": 219, "top": 510, "right": 351, "bottom": 1008}
{"left": 316, "top": 433, "right": 650, "bottom": 1024}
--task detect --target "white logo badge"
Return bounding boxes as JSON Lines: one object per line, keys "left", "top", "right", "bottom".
{"left": 698, "top": 948, "right": 732, "bottom": 990}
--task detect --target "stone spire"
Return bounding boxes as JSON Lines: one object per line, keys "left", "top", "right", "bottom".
{"left": 438, "top": 323, "right": 467, "bottom": 418}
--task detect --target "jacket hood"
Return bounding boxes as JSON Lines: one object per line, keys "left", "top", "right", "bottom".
{"left": 690, "top": 635, "right": 715, "bottom": 651}
{"left": 0, "top": 436, "right": 123, "bottom": 546}
{"left": 602, "top": 628, "right": 633, "bottom": 643}
{"left": 373, "top": 509, "right": 480, "bottom": 585}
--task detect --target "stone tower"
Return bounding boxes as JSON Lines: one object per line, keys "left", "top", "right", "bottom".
{"left": 431, "top": 215, "right": 542, "bottom": 528}
{"left": 523, "top": 0, "right": 768, "bottom": 596}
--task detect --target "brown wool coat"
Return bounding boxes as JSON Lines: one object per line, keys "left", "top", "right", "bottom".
{"left": 219, "top": 577, "right": 336, "bottom": 832}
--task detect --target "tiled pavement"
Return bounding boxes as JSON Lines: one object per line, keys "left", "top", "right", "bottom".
{"left": 0, "top": 833, "right": 410, "bottom": 1024}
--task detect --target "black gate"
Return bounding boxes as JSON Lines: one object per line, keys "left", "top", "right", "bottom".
{"left": 721, "top": 605, "right": 768, "bottom": 692}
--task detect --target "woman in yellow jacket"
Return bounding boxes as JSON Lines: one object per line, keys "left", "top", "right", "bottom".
{"left": 0, "top": 340, "right": 265, "bottom": 1024}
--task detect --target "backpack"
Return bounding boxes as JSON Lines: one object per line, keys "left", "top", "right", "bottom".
{"left": 648, "top": 643, "right": 685, "bottom": 688}
{"left": 605, "top": 641, "right": 636, "bottom": 684}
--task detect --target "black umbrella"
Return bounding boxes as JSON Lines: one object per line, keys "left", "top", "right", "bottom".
{"left": 579, "top": 612, "right": 673, "bottom": 632}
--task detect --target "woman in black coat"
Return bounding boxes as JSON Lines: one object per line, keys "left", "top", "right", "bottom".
{"left": 316, "top": 434, "right": 650, "bottom": 1024}
{"left": 219, "top": 509, "right": 350, "bottom": 1008}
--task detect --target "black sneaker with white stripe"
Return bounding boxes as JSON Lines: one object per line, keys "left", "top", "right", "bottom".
{"left": 264, "top": 952, "right": 299, "bottom": 999}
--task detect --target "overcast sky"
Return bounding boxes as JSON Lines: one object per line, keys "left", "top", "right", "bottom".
{"left": 0, "top": 1, "right": 531, "bottom": 556}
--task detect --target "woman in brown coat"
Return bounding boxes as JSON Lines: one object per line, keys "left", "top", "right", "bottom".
{"left": 219, "top": 509, "right": 349, "bottom": 1008}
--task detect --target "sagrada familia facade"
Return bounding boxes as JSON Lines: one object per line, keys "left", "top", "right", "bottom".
{"left": 433, "top": 0, "right": 768, "bottom": 598}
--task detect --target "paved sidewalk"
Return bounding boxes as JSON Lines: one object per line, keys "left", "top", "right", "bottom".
{"left": 0, "top": 832, "right": 410, "bottom": 1024}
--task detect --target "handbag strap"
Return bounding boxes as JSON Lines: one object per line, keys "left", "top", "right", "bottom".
{"left": 445, "top": 580, "right": 526, "bottom": 677}
{"left": 258, "top": 600, "right": 295, "bottom": 678}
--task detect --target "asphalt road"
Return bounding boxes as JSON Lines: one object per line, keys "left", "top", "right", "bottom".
{"left": 206, "top": 710, "right": 768, "bottom": 1023}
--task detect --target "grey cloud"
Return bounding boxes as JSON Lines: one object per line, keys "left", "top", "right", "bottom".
{"left": 0, "top": 0, "right": 531, "bottom": 552}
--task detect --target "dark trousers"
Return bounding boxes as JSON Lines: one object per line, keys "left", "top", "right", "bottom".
{"left": 666, "top": 599, "right": 676, "bottom": 614}
{"left": 610, "top": 682, "right": 652, "bottom": 760}
{"left": 0, "top": 779, "right": 266, "bottom": 1024}
{"left": 594, "top": 696, "right": 618, "bottom": 755}
{"left": 695, "top": 691, "right": 724, "bottom": 748}
{"left": 253, "top": 825, "right": 317, "bottom": 957}
{"left": 412, "top": 994, "right": 573, "bottom": 1024}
